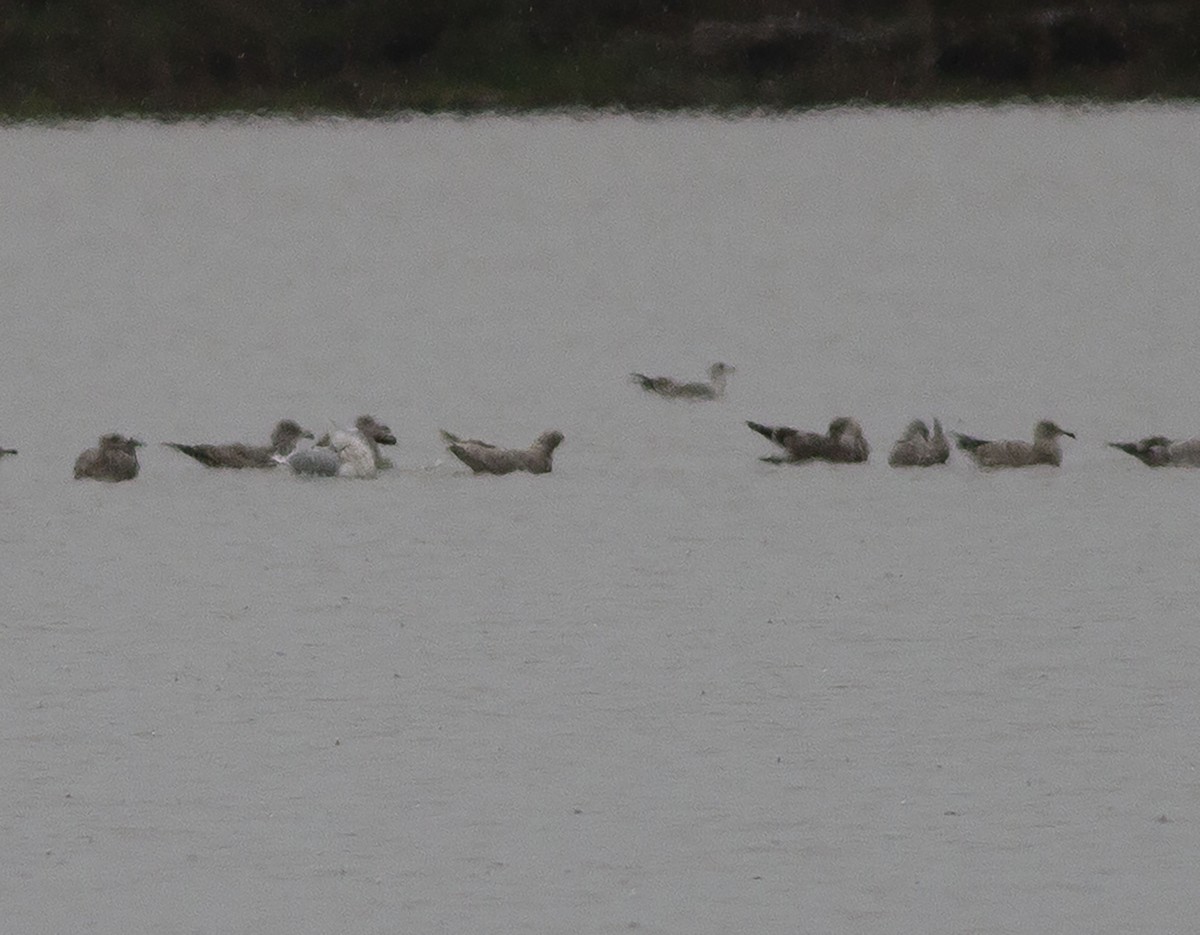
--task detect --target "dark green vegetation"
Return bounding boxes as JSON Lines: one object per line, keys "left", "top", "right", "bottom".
{"left": 2, "top": 0, "right": 1198, "bottom": 117}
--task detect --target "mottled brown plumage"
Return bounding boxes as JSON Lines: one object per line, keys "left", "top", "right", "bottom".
{"left": 631, "top": 362, "right": 734, "bottom": 400}
{"left": 1109, "top": 435, "right": 1200, "bottom": 467}
{"left": 955, "top": 420, "right": 1075, "bottom": 468}
{"left": 74, "top": 434, "right": 143, "bottom": 482}
{"left": 163, "top": 419, "right": 313, "bottom": 469}
{"left": 748, "top": 417, "right": 869, "bottom": 464}
{"left": 888, "top": 418, "right": 950, "bottom": 467}
{"left": 443, "top": 429, "right": 563, "bottom": 475}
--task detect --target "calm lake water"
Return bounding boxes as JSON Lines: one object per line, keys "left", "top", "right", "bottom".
{"left": 2, "top": 107, "right": 1199, "bottom": 934}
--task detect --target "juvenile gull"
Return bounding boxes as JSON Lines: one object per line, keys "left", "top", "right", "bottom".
{"left": 1108, "top": 435, "right": 1200, "bottom": 467}
{"left": 441, "top": 429, "right": 564, "bottom": 475}
{"left": 631, "top": 362, "right": 734, "bottom": 400}
{"left": 954, "top": 420, "right": 1075, "bottom": 468}
{"left": 162, "top": 419, "right": 313, "bottom": 469}
{"left": 74, "top": 434, "right": 143, "bottom": 482}
{"left": 747, "top": 417, "right": 870, "bottom": 464}
{"left": 888, "top": 418, "right": 950, "bottom": 467}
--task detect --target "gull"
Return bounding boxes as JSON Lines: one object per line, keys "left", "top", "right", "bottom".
{"left": 441, "top": 429, "right": 564, "bottom": 475}
{"left": 320, "top": 430, "right": 379, "bottom": 478}
{"left": 747, "top": 417, "right": 870, "bottom": 464}
{"left": 954, "top": 420, "right": 1075, "bottom": 468}
{"left": 1108, "top": 435, "right": 1200, "bottom": 467}
{"left": 289, "top": 415, "right": 398, "bottom": 476}
{"left": 888, "top": 418, "right": 950, "bottom": 467}
{"left": 0, "top": 444, "right": 15, "bottom": 457}
{"left": 631, "top": 362, "right": 734, "bottom": 400}
{"left": 353, "top": 415, "right": 397, "bottom": 469}
{"left": 162, "top": 419, "right": 313, "bottom": 469}
{"left": 74, "top": 433, "right": 143, "bottom": 482}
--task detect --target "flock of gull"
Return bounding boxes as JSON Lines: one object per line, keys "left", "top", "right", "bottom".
{"left": 634, "top": 362, "right": 1200, "bottom": 470}
{"left": 55, "top": 414, "right": 562, "bottom": 482}
{"left": 6, "top": 362, "right": 1196, "bottom": 482}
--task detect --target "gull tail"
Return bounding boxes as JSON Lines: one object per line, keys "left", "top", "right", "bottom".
{"left": 162, "top": 442, "right": 219, "bottom": 467}
{"left": 747, "top": 421, "right": 782, "bottom": 443}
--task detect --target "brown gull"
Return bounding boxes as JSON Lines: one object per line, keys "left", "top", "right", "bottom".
{"left": 631, "top": 362, "right": 734, "bottom": 400}
{"left": 888, "top": 418, "right": 950, "bottom": 467}
{"left": 162, "top": 419, "right": 313, "bottom": 469}
{"left": 747, "top": 417, "right": 870, "bottom": 464}
{"left": 1108, "top": 435, "right": 1200, "bottom": 467}
{"left": 74, "top": 434, "right": 143, "bottom": 482}
{"left": 441, "top": 429, "right": 564, "bottom": 475}
{"left": 954, "top": 420, "right": 1075, "bottom": 468}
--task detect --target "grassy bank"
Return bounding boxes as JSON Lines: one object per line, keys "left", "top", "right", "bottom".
{"left": 2, "top": 0, "right": 1199, "bottom": 118}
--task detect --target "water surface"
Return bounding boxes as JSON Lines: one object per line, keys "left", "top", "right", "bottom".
{"left": 2, "top": 108, "right": 1198, "bottom": 934}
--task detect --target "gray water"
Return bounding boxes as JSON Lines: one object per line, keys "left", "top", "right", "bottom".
{"left": 2, "top": 108, "right": 1199, "bottom": 934}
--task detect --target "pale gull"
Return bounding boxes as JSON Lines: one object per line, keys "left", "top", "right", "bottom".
{"left": 441, "top": 429, "right": 564, "bottom": 475}
{"left": 954, "top": 420, "right": 1075, "bottom": 468}
{"left": 888, "top": 418, "right": 950, "bottom": 467}
{"left": 631, "top": 362, "right": 734, "bottom": 400}
{"left": 353, "top": 415, "right": 397, "bottom": 469}
{"left": 323, "top": 430, "right": 379, "bottom": 478}
{"left": 162, "top": 419, "right": 313, "bottom": 469}
{"left": 289, "top": 415, "right": 398, "bottom": 476}
{"left": 747, "top": 417, "right": 870, "bottom": 464}
{"left": 74, "top": 433, "right": 143, "bottom": 482}
{"left": 1108, "top": 435, "right": 1200, "bottom": 467}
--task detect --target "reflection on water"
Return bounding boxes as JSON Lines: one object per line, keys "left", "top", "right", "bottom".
{"left": 2, "top": 108, "right": 1199, "bottom": 934}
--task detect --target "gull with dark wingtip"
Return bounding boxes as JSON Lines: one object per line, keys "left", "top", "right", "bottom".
{"left": 1108, "top": 434, "right": 1200, "bottom": 467}
{"left": 955, "top": 420, "right": 1075, "bottom": 468}
{"left": 631, "top": 362, "right": 734, "bottom": 400}
{"left": 441, "top": 429, "right": 563, "bottom": 475}
{"left": 162, "top": 419, "right": 313, "bottom": 469}
{"left": 747, "top": 417, "right": 869, "bottom": 464}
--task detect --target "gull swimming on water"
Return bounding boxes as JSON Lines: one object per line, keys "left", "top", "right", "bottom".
{"left": 747, "top": 417, "right": 870, "bottom": 464}
{"left": 277, "top": 429, "right": 379, "bottom": 478}
{"left": 888, "top": 418, "right": 950, "bottom": 467}
{"left": 287, "top": 415, "right": 398, "bottom": 476}
{"left": 74, "top": 433, "right": 143, "bottom": 481}
{"left": 353, "top": 415, "right": 397, "bottom": 469}
{"left": 440, "top": 429, "right": 564, "bottom": 475}
{"left": 954, "top": 420, "right": 1075, "bottom": 468}
{"left": 281, "top": 416, "right": 397, "bottom": 478}
{"left": 162, "top": 419, "right": 314, "bottom": 469}
{"left": 1108, "top": 434, "right": 1200, "bottom": 467}
{"left": 0, "top": 444, "right": 15, "bottom": 457}
{"left": 631, "top": 362, "right": 734, "bottom": 400}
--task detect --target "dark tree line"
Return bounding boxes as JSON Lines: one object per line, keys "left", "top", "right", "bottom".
{"left": 1, "top": 0, "right": 1198, "bottom": 116}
